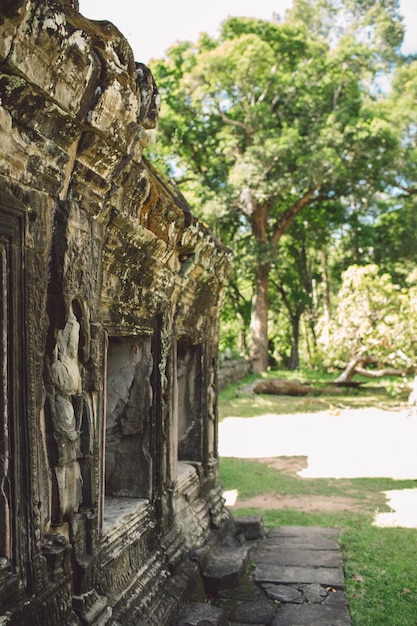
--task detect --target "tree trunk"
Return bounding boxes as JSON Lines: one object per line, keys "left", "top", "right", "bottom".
{"left": 249, "top": 261, "right": 270, "bottom": 373}
{"left": 248, "top": 201, "right": 271, "bottom": 374}
{"left": 288, "top": 310, "right": 301, "bottom": 371}
{"left": 236, "top": 311, "right": 247, "bottom": 354}
{"left": 354, "top": 366, "right": 404, "bottom": 378}
{"left": 320, "top": 250, "right": 331, "bottom": 347}
{"left": 303, "top": 315, "right": 313, "bottom": 369}
{"left": 335, "top": 354, "right": 378, "bottom": 383}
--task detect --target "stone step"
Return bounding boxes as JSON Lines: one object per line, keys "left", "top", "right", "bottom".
{"left": 175, "top": 525, "right": 351, "bottom": 626}
{"left": 175, "top": 602, "right": 230, "bottom": 626}
{"left": 202, "top": 543, "right": 252, "bottom": 594}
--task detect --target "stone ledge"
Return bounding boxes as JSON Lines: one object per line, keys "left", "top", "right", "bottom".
{"left": 272, "top": 603, "right": 351, "bottom": 626}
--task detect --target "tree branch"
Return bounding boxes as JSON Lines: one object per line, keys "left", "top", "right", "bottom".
{"left": 271, "top": 188, "right": 326, "bottom": 246}
{"left": 354, "top": 366, "right": 405, "bottom": 378}
{"left": 217, "top": 106, "right": 252, "bottom": 144}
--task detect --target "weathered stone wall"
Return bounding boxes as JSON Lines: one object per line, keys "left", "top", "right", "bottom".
{"left": 0, "top": 2, "right": 233, "bottom": 624}
{"left": 218, "top": 358, "right": 252, "bottom": 390}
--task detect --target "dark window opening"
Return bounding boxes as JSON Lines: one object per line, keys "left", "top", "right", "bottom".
{"left": 105, "top": 336, "right": 153, "bottom": 500}
{"left": 177, "top": 341, "right": 202, "bottom": 462}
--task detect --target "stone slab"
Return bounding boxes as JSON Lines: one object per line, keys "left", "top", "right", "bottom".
{"left": 267, "top": 527, "right": 339, "bottom": 540}
{"left": 218, "top": 598, "right": 277, "bottom": 624}
{"left": 272, "top": 603, "right": 351, "bottom": 626}
{"left": 261, "top": 536, "right": 340, "bottom": 551}
{"left": 263, "top": 583, "right": 304, "bottom": 603}
{"left": 254, "top": 564, "right": 345, "bottom": 588}
{"left": 252, "top": 547, "right": 343, "bottom": 568}
{"left": 323, "top": 589, "right": 349, "bottom": 605}
{"left": 230, "top": 623, "right": 268, "bottom": 626}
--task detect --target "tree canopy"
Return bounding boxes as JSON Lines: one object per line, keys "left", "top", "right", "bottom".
{"left": 322, "top": 264, "right": 417, "bottom": 379}
{"left": 149, "top": 0, "right": 415, "bottom": 375}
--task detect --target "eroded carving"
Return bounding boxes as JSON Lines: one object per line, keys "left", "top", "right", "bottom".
{"left": 0, "top": 0, "right": 233, "bottom": 622}
{"left": 46, "top": 302, "right": 83, "bottom": 524}
{"left": 105, "top": 336, "right": 153, "bottom": 498}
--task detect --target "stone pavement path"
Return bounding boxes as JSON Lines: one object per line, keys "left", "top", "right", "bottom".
{"left": 252, "top": 526, "right": 351, "bottom": 625}
{"left": 177, "top": 523, "right": 352, "bottom": 626}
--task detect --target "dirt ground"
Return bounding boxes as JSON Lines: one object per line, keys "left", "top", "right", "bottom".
{"left": 233, "top": 456, "right": 366, "bottom": 512}
{"left": 235, "top": 492, "right": 365, "bottom": 512}
{"left": 222, "top": 407, "right": 417, "bottom": 523}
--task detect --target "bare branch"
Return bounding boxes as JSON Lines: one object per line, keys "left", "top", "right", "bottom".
{"left": 217, "top": 106, "right": 252, "bottom": 144}
{"left": 271, "top": 188, "right": 326, "bottom": 246}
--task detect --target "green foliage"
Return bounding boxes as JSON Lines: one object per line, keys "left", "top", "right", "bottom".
{"left": 374, "top": 200, "right": 417, "bottom": 282}
{"left": 286, "top": 0, "right": 404, "bottom": 66}
{"left": 149, "top": 2, "right": 411, "bottom": 370}
{"left": 321, "top": 264, "right": 417, "bottom": 370}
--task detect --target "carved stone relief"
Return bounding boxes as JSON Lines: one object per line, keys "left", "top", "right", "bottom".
{"left": 45, "top": 301, "right": 85, "bottom": 525}
{"left": 177, "top": 341, "right": 202, "bottom": 461}
{"left": 105, "top": 336, "right": 153, "bottom": 499}
{"left": 0, "top": 0, "right": 234, "bottom": 621}
{"left": 0, "top": 238, "right": 11, "bottom": 563}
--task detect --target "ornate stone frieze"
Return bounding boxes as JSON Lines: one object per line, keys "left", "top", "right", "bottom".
{"left": 0, "top": 1, "right": 233, "bottom": 624}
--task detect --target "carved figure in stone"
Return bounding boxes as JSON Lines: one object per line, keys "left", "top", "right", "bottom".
{"left": 115, "top": 341, "right": 153, "bottom": 436}
{"left": 207, "top": 361, "right": 216, "bottom": 461}
{"left": 0, "top": 443, "right": 10, "bottom": 562}
{"left": 47, "top": 302, "right": 83, "bottom": 523}
{"left": 135, "top": 62, "right": 160, "bottom": 129}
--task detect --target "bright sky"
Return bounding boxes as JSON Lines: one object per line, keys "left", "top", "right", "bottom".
{"left": 79, "top": 0, "right": 417, "bottom": 64}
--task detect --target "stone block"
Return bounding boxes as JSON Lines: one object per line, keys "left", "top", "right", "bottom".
{"left": 176, "top": 603, "right": 230, "bottom": 626}
{"left": 203, "top": 545, "right": 251, "bottom": 594}
{"left": 8, "top": 1, "right": 100, "bottom": 118}
{"left": 234, "top": 515, "right": 264, "bottom": 540}
{"left": 272, "top": 603, "right": 351, "bottom": 626}
{"left": 254, "top": 564, "right": 345, "bottom": 588}
{"left": 252, "top": 547, "right": 343, "bottom": 568}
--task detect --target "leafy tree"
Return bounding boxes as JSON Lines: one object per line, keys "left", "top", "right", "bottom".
{"left": 374, "top": 200, "right": 417, "bottom": 283}
{"left": 269, "top": 209, "right": 337, "bottom": 370}
{"left": 322, "top": 264, "right": 417, "bottom": 380}
{"left": 286, "top": 0, "right": 404, "bottom": 67}
{"left": 150, "top": 7, "right": 403, "bottom": 372}
{"left": 369, "top": 59, "right": 417, "bottom": 284}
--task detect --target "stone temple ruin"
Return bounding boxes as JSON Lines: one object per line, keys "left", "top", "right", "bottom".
{"left": 0, "top": 1, "right": 236, "bottom": 623}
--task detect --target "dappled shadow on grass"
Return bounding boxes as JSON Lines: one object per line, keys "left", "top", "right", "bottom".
{"left": 219, "top": 456, "right": 417, "bottom": 515}
{"left": 219, "top": 406, "right": 417, "bottom": 479}
{"left": 219, "top": 387, "right": 408, "bottom": 421}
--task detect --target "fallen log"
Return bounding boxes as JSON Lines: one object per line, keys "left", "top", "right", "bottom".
{"left": 253, "top": 378, "right": 311, "bottom": 396}
{"left": 334, "top": 355, "right": 378, "bottom": 383}
{"left": 353, "top": 366, "right": 404, "bottom": 378}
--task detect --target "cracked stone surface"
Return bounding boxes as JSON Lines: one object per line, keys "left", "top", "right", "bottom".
{"left": 272, "top": 603, "right": 351, "bottom": 626}
{"left": 179, "top": 525, "right": 351, "bottom": 626}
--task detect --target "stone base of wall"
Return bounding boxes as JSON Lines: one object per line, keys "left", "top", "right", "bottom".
{"left": 218, "top": 358, "right": 252, "bottom": 390}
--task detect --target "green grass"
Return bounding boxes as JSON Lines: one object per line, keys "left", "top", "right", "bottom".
{"left": 219, "top": 369, "right": 409, "bottom": 420}
{"left": 218, "top": 370, "right": 417, "bottom": 626}
{"left": 220, "top": 456, "right": 416, "bottom": 502}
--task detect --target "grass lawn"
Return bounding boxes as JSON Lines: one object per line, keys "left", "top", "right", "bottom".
{"left": 218, "top": 370, "right": 417, "bottom": 626}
